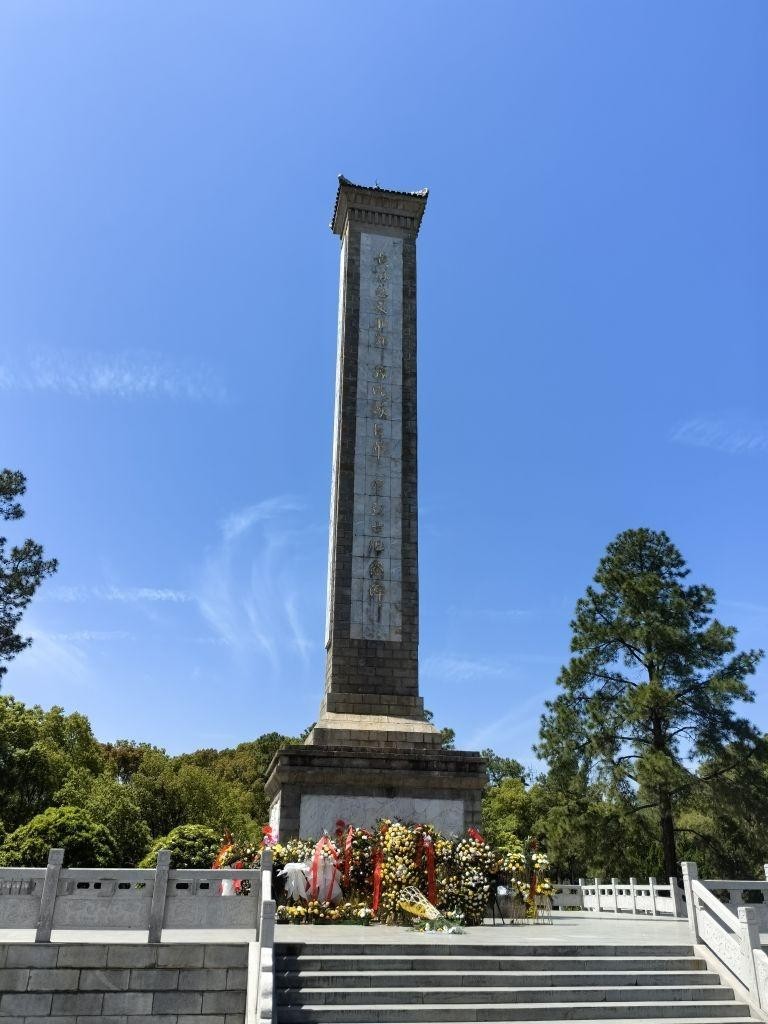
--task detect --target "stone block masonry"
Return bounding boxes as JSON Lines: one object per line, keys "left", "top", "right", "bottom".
{"left": 265, "top": 177, "right": 487, "bottom": 838}
{"left": 0, "top": 944, "right": 247, "bottom": 1024}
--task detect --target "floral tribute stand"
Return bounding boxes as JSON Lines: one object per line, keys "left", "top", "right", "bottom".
{"left": 214, "top": 823, "right": 555, "bottom": 929}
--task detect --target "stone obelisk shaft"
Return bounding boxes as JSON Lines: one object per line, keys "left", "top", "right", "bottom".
{"left": 308, "top": 177, "right": 438, "bottom": 748}
{"left": 264, "top": 179, "right": 486, "bottom": 836}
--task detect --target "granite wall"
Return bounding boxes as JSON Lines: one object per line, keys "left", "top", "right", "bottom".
{"left": 0, "top": 943, "right": 248, "bottom": 1024}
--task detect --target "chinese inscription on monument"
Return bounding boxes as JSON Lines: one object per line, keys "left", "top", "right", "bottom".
{"left": 350, "top": 234, "right": 404, "bottom": 641}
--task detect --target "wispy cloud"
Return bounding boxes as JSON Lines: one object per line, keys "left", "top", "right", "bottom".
{"left": 197, "top": 497, "right": 322, "bottom": 670}
{"left": 49, "top": 585, "right": 193, "bottom": 604}
{"left": 221, "top": 498, "right": 304, "bottom": 543}
{"left": 671, "top": 417, "right": 768, "bottom": 455}
{"left": 0, "top": 350, "right": 225, "bottom": 401}
{"left": 19, "top": 628, "right": 93, "bottom": 688}
{"left": 445, "top": 605, "right": 531, "bottom": 621}
{"left": 43, "top": 629, "right": 132, "bottom": 642}
{"left": 466, "top": 693, "right": 547, "bottom": 750}
{"left": 422, "top": 654, "right": 513, "bottom": 683}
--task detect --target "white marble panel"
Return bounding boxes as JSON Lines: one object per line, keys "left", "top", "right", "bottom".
{"left": 299, "top": 795, "right": 465, "bottom": 839}
{"left": 269, "top": 794, "right": 282, "bottom": 834}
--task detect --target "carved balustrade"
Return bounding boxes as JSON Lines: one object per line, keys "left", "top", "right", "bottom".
{"left": 0, "top": 848, "right": 261, "bottom": 942}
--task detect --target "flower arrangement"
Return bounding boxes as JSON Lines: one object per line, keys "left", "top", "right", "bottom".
{"left": 214, "top": 823, "right": 554, "bottom": 928}
{"left": 275, "top": 899, "right": 372, "bottom": 924}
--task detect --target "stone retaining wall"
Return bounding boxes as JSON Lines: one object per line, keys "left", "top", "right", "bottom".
{"left": 0, "top": 943, "right": 248, "bottom": 1024}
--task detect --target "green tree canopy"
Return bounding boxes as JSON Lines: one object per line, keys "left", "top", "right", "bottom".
{"left": 140, "top": 824, "right": 221, "bottom": 869}
{"left": 0, "top": 470, "right": 58, "bottom": 684}
{"left": 481, "top": 749, "right": 528, "bottom": 787}
{"left": 0, "top": 696, "right": 105, "bottom": 831}
{"left": 55, "top": 770, "right": 152, "bottom": 866}
{"left": 0, "top": 805, "right": 117, "bottom": 867}
{"left": 537, "top": 527, "right": 764, "bottom": 878}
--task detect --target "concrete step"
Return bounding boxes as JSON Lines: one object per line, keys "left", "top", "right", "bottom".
{"left": 277, "top": 1003, "right": 749, "bottom": 1023}
{"left": 277, "top": 971, "right": 722, "bottom": 991}
{"left": 273, "top": 941, "right": 750, "bottom": 1024}
{"left": 278, "top": 986, "right": 734, "bottom": 1007}
{"left": 278, "top": 956, "right": 709, "bottom": 973}
{"left": 278, "top": 944, "right": 698, "bottom": 958}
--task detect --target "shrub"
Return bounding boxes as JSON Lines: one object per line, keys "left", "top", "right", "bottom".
{"left": 140, "top": 824, "right": 220, "bottom": 869}
{"left": 0, "top": 805, "right": 117, "bottom": 866}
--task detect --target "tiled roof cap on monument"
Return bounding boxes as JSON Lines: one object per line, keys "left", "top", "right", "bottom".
{"left": 331, "top": 174, "right": 430, "bottom": 237}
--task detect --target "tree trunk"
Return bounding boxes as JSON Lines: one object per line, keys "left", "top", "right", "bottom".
{"left": 659, "top": 789, "right": 678, "bottom": 879}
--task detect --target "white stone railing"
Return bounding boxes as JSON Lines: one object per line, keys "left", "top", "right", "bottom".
{"left": 694, "top": 867, "right": 768, "bottom": 930}
{"left": 682, "top": 861, "right": 768, "bottom": 1015}
{"left": 552, "top": 877, "right": 685, "bottom": 917}
{"left": 551, "top": 883, "right": 583, "bottom": 909}
{"left": 254, "top": 848, "right": 276, "bottom": 1024}
{"left": 0, "top": 847, "right": 262, "bottom": 941}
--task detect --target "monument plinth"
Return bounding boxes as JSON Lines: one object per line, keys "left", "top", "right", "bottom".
{"left": 265, "top": 177, "right": 486, "bottom": 838}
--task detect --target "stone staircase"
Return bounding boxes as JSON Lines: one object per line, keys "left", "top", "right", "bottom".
{"left": 275, "top": 941, "right": 755, "bottom": 1023}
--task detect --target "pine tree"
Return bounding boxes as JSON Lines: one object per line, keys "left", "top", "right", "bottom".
{"left": 0, "top": 470, "right": 58, "bottom": 683}
{"left": 537, "top": 528, "right": 763, "bottom": 878}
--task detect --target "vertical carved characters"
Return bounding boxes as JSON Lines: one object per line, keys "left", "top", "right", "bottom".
{"left": 350, "top": 234, "right": 403, "bottom": 641}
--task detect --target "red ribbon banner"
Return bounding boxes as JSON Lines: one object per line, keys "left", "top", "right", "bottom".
{"left": 424, "top": 837, "right": 436, "bottom": 905}
{"left": 343, "top": 826, "right": 354, "bottom": 888}
{"left": 309, "top": 836, "right": 339, "bottom": 903}
{"left": 372, "top": 848, "right": 383, "bottom": 913}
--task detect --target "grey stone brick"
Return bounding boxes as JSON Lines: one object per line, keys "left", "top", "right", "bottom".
{"left": 101, "top": 992, "right": 152, "bottom": 1016}
{"left": 0, "top": 994, "right": 52, "bottom": 1016}
{"left": 105, "top": 948, "right": 155, "bottom": 969}
{"left": 178, "top": 969, "right": 226, "bottom": 991}
{"left": 128, "top": 1016, "right": 176, "bottom": 1024}
{"left": 50, "top": 993, "right": 103, "bottom": 1015}
{"left": 78, "top": 970, "right": 130, "bottom": 991}
{"left": 128, "top": 968, "right": 178, "bottom": 990}
{"left": 156, "top": 945, "right": 204, "bottom": 969}
{"left": 152, "top": 991, "right": 202, "bottom": 1014}
{"left": 225, "top": 1014, "right": 245, "bottom": 1024}
{"left": 31, "top": 1017, "right": 77, "bottom": 1024}
{"left": 225, "top": 968, "right": 246, "bottom": 989}
{"left": 57, "top": 946, "right": 108, "bottom": 968}
{"left": 179, "top": 1017, "right": 225, "bottom": 1024}
{"left": 5, "top": 947, "right": 58, "bottom": 968}
{"left": 201, "top": 991, "right": 245, "bottom": 1014}
{"left": 27, "top": 968, "right": 80, "bottom": 991}
{"left": 202, "top": 947, "right": 246, "bottom": 968}
{"left": 82, "top": 1018, "right": 127, "bottom": 1024}
{"left": 0, "top": 968, "right": 30, "bottom": 992}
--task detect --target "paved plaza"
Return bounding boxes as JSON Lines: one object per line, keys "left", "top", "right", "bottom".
{"left": 276, "top": 911, "right": 695, "bottom": 946}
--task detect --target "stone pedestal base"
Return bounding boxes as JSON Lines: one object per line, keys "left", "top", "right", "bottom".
{"left": 264, "top": 745, "right": 486, "bottom": 839}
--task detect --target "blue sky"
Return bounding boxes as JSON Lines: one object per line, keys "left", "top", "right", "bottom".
{"left": 1, "top": 1, "right": 766, "bottom": 771}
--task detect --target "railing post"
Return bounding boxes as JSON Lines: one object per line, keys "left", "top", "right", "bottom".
{"left": 669, "top": 875, "right": 685, "bottom": 918}
{"left": 611, "top": 877, "right": 619, "bottom": 914}
{"left": 681, "top": 862, "right": 700, "bottom": 942}
{"left": 737, "top": 906, "right": 761, "bottom": 998}
{"left": 148, "top": 850, "right": 171, "bottom": 943}
{"left": 629, "top": 877, "right": 638, "bottom": 915}
{"left": 261, "top": 849, "right": 273, "bottom": 898}
{"left": 35, "top": 848, "right": 64, "bottom": 942}
{"left": 594, "top": 878, "right": 601, "bottom": 913}
{"left": 257, "top": 844, "right": 276, "bottom": 1024}
{"left": 764, "top": 864, "right": 768, "bottom": 882}
{"left": 649, "top": 876, "right": 658, "bottom": 917}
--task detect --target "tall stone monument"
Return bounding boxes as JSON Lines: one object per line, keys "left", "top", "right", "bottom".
{"left": 265, "top": 177, "right": 486, "bottom": 837}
